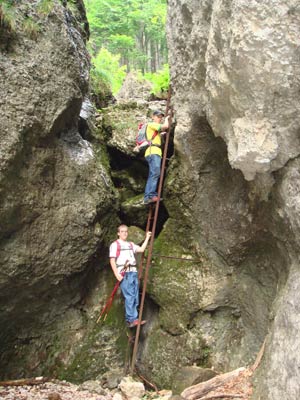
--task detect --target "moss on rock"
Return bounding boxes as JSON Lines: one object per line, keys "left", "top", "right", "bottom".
{"left": 139, "top": 325, "right": 210, "bottom": 389}
{"left": 134, "top": 217, "right": 215, "bottom": 388}
{"left": 147, "top": 218, "right": 209, "bottom": 334}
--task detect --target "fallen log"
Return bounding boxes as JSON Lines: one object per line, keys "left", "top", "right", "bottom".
{"left": 0, "top": 376, "right": 49, "bottom": 387}
{"left": 181, "top": 368, "right": 246, "bottom": 400}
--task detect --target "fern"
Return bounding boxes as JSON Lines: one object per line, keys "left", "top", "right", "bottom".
{"left": 145, "top": 64, "right": 170, "bottom": 97}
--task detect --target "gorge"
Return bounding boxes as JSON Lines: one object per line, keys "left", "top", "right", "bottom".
{"left": 1, "top": 1, "right": 300, "bottom": 399}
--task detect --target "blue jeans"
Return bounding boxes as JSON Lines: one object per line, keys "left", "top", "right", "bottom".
{"left": 144, "top": 154, "right": 161, "bottom": 201}
{"left": 120, "top": 272, "right": 139, "bottom": 323}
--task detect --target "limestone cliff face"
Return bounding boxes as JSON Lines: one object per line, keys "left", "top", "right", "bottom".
{"left": 158, "top": 0, "right": 300, "bottom": 398}
{"left": 168, "top": 0, "right": 300, "bottom": 182}
{"left": 0, "top": 0, "right": 119, "bottom": 378}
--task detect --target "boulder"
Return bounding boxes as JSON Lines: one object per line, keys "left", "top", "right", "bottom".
{"left": 172, "top": 366, "right": 217, "bottom": 395}
{"left": 100, "top": 369, "right": 124, "bottom": 390}
{"left": 116, "top": 72, "right": 152, "bottom": 104}
{"left": 118, "top": 376, "right": 145, "bottom": 400}
{"left": 78, "top": 380, "right": 107, "bottom": 395}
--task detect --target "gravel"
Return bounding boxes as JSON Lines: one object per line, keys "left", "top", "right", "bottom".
{"left": 0, "top": 381, "right": 113, "bottom": 400}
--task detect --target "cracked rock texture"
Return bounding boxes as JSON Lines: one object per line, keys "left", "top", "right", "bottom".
{"left": 169, "top": 0, "right": 300, "bottom": 181}
{"left": 163, "top": 0, "right": 300, "bottom": 398}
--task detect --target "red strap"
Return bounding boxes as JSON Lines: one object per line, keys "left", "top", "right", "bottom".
{"left": 149, "top": 130, "right": 158, "bottom": 142}
{"left": 115, "top": 240, "right": 134, "bottom": 260}
{"left": 115, "top": 240, "right": 121, "bottom": 259}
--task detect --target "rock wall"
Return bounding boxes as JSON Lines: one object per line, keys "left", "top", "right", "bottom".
{"left": 160, "top": 0, "right": 300, "bottom": 398}
{"left": 169, "top": 0, "right": 300, "bottom": 182}
{"left": 0, "top": 0, "right": 120, "bottom": 379}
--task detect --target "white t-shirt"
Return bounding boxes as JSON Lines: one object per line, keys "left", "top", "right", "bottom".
{"left": 109, "top": 240, "right": 139, "bottom": 266}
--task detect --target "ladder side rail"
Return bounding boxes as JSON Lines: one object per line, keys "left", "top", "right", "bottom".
{"left": 130, "top": 103, "right": 173, "bottom": 374}
{"left": 138, "top": 206, "right": 153, "bottom": 282}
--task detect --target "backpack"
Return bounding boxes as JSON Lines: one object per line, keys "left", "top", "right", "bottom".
{"left": 136, "top": 123, "right": 160, "bottom": 150}
{"left": 115, "top": 240, "right": 134, "bottom": 260}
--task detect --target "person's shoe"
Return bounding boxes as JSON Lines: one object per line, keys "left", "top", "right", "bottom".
{"left": 143, "top": 198, "right": 151, "bottom": 205}
{"left": 127, "top": 319, "right": 147, "bottom": 328}
{"left": 149, "top": 196, "right": 163, "bottom": 203}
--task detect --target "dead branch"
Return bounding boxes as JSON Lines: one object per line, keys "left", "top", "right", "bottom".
{"left": 134, "top": 366, "right": 158, "bottom": 393}
{"left": 251, "top": 338, "right": 266, "bottom": 372}
{"left": 181, "top": 368, "right": 246, "bottom": 400}
{"left": 0, "top": 377, "right": 49, "bottom": 387}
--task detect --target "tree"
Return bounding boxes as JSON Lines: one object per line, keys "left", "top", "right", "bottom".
{"left": 84, "top": 0, "right": 167, "bottom": 73}
{"left": 90, "top": 47, "right": 127, "bottom": 94}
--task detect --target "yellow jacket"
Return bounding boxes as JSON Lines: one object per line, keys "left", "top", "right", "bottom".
{"left": 145, "top": 122, "right": 162, "bottom": 157}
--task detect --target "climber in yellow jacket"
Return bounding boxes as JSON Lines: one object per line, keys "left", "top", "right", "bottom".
{"left": 134, "top": 110, "right": 170, "bottom": 204}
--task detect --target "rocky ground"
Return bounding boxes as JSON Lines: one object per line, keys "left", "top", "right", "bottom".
{"left": 0, "top": 369, "right": 254, "bottom": 400}
{"left": 0, "top": 377, "right": 171, "bottom": 400}
{"left": 0, "top": 381, "right": 106, "bottom": 400}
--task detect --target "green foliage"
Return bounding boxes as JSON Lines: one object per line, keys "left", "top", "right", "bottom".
{"left": 85, "top": 0, "right": 167, "bottom": 73}
{"left": 36, "top": 0, "right": 54, "bottom": 15}
{"left": 0, "top": 0, "right": 52, "bottom": 42}
{"left": 145, "top": 64, "right": 169, "bottom": 97}
{"left": 85, "top": 0, "right": 169, "bottom": 97}
{"left": 0, "top": 0, "right": 17, "bottom": 32}
{"left": 23, "top": 16, "right": 40, "bottom": 40}
{"left": 90, "top": 65, "right": 111, "bottom": 96}
{"left": 91, "top": 47, "right": 127, "bottom": 95}
{"left": 108, "top": 33, "right": 135, "bottom": 55}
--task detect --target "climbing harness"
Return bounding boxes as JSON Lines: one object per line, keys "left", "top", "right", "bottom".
{"left": 115, "top": 239, "right": 134, "bottom": 259}
{"left": 97, "top": 240, "right": 136, "bottom": 323}
{"left": 130, "top": 86, "right": 173, "bottom": 374}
